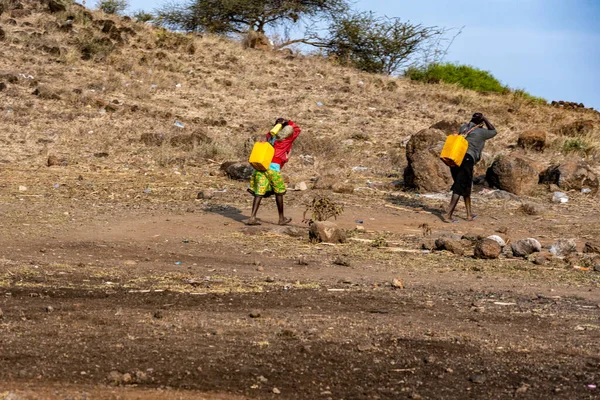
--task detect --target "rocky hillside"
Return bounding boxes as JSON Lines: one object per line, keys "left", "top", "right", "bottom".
{"left": 1, "top": 0, "right": 599, "bottom": 196}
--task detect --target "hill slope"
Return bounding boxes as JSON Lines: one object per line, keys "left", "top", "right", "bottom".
{"left": 1, "top": 0, "right": 599, "bottom": 190}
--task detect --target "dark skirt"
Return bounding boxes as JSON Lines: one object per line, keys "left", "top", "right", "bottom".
{"left": 450, "top": 154, "right": 475, "bottom": 197}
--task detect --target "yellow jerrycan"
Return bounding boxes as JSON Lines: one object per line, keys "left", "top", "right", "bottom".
{"left": 440, "top": 135, "right": 469, "bottom": 167}
{"left": 249, "top": 142, "right": 275, "bottom": 171}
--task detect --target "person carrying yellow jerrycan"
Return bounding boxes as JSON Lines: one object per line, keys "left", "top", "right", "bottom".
{"left": 246, "top": 118, "right": 301, "bottom": 226}
{"left": 442, "top": 112, "right": 497, "bottom": 223}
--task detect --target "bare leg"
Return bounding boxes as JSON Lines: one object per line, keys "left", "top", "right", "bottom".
{"left": 465, "top": 196, "right": 474, "bottom": 221}
{"left": 276, "top": 194, "right": 291, "bottom": 225}
{"left": 247, "top": 196, "right": 262, "bottom": 225}
{"left": 444, "top": 193, "right": 461, "bottom": 221}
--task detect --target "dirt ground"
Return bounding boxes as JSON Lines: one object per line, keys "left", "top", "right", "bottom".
{"left": 1, "top": 170, "right": 600, "bottom": 400}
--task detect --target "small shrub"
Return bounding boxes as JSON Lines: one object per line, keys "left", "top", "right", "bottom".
{"left": 405, "top": 63, "right": 509, "bottom": 93}
{"left": 132, "top": 10, "right": 153, "bottom": 23}
{"left": 512, "top": 89, "right": 547, "bottom": 105}
{"left": 371, "top": 234, "right": 388, "bottom": 248}
{"left": 303, "top": 197, "right": 344, "bottom": 223}
{"left": 97, "top": 0, "right": 128, "bottom": 15}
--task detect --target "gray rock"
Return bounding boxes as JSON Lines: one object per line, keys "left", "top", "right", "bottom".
{"left": 549, "top": 239, "right": 577, "bottom": 257}
{"left": 221, "top": 161, "right": 253, "bottom": 181}
{"left": 486, "top": 235, "right": 506, "bottom": 247}
{"left": 511, "top": 238, "right": 542, "bottom": 257}
{"left": 469, "top": 374, "right": 486, "bottom": 384}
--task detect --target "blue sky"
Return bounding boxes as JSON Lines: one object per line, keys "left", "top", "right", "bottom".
{"left": 126, "top": 0, "right": 600, "bottom": 109}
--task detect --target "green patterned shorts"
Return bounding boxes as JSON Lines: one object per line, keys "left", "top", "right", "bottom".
{"left": 248, "top": 169, "right": 286, "bottom": 197}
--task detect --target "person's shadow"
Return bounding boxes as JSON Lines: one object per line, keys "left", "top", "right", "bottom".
{"left": 203, "top": 204, "right": 247, "bottom": 223}
{"left": 386, "top": 194, "right": 447, "bottom": 222}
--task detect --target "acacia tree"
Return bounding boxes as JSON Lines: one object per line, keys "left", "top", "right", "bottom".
{"left": 155, "top": 0, "right": 348, "bottom": 34}
{"left": 324, "top": 12, "right": 449, "bottom": 75}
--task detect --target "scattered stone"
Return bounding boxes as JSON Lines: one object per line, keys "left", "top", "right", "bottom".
{"left": 420, "top": 238, "right": 436, "bottom": 251}
{"left": 519, "top": 201, "right": 544, "bottom": 216}
{"left": 333, "top": 257, "right": 350, "bottom": 267}
{"left": 332, "top": 182, "right": 355, "bottom": 194}
{"left": 434, "top": 238, "right": 464, "bottom": 256}
{"left": 474, "top": 239, "right": 502, "bottom": 259}
{"left": 220, "top": 161, "right": 253, "bottom": 181}
{"left": 153, "top": 310, "right": 163, "bottom": 319}
{"left": 496, "top": 226, "right": 508, "bottom": 234}
{"left": 534, "top": 254, "right": 549, "bottom": 265}
{"left": 122, "top": 373, "right": 132, "bottom": 384}
{"left": 294, "top": 181, "right": 308, "bottom": 191}
{"left": 107, "top": 370, "right": 123, "bottom": 385}
{"left": 486, "top": 154, "right": 538, "bottom": 195}
{"left": 265, "top": 276, "right": 275, "bottom": 283}
{"left": 197, "top": 189, "right": 213, "bottom": 200}
{"left": 47, "top": 155, "right": 68, "bottom": 167}
{"left": 249, "top": 310, "right": 261, "bottom": 318}
{"left": 309, "top": 221, "right": 346, "bottom": 244}
{"left": 549, "top": 239, "right": 577, "bottom": 257}
{"left": 256, "top": 265, "right": 264, "bottom": 272}
{"left": 392, "top": 278, "right": 404, "bottom": 289}
{"left": 45, "top": 306, "right": 54, "bottom": 313}
{"left": 594, "top": 264, "right": 600, "bottom": 272}
{"left": 469, "top": 374, "right": 486, "bottom": 384}
{"left": 517, "top": 130, "right": 546, "bottom": 151}
{"left": 48, "top": 0, "right": 69, "bottom": 13}
{"left": 486, "top": 235, "right": 506, "bottom": 247}
{"left": 539, "top": 159, "right": 599, "bottom": 194}
{"left": 404, "top": 129, "right": 452, "bottom": 192}
{"left": 511, "top": 238, "right": 542, "bottom": 257}
{"left": 140, "top": 132, "right": 165, "bottom": 146}
{"left": 272, "top": 388, "right": 281, "bottom": 394}
{"left": 583, "top": 242, "right": 600, "bottom": 254}
{"left": 297, "top": 256, "right": 308, "bottom": 265}
{"left": 556, "top": 120, "right": 595, "bottom": 137}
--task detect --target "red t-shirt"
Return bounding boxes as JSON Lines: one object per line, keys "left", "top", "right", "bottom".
{"left": 266, "top": 121, "right": 301, "bottom": 168}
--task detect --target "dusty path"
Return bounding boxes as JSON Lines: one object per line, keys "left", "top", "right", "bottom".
{"left": 1, "top": 195, "right": 599, "bottom": 399}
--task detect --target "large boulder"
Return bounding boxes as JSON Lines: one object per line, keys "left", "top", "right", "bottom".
{"left": 486, "top": 154, "right": 538, "bottom": 195}
{"left": 429, "top": 120, "right": 461, "bottom": 135}
{"left": 309, "top": 221, "right": 346, "bottom": 244}
{"left": 517, "top": 130, "right": 547, "bottom": 151}
{"left": 220, "top": 161, "right": 253, "bottom": 181}
{"left": 511, "top": 238, "right": 542, "bottom": 257}
{"left": 434, "top": 237, "right": 464, "bottom": 256}
{"left": 549, "top": 239, "right": 577, "bottom": 257}
{"left": 539, "top": 158, "right": 599, "bottom": 193}
{"left": 557, "top": 120, "right": 595, "bottom": 137}
{"left": 404, "top": 129, "right": 452, "bottom": 192}
{"left": 474, "top": 239, "right": 502, "bottom": 259}
{"left": 48, "top": 0, "right": 70, "bottom": 13}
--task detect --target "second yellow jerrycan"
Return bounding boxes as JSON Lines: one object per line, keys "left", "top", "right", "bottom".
{"left": 440, "top": 135, "right": 469, "bottom": 167}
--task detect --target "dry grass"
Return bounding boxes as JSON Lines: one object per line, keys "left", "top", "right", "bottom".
{"left": 0, "top": 1, "right": 599, "bottom": 182}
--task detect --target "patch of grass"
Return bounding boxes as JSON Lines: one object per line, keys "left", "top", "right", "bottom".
{"left": 558, "top": 136, "right": 600, "bottom": 157}
{"left": 512, "top": 89, "right": 547, "bottom": 105}
{"left": 405, "top": 63, "right": 509, "bottom": 93}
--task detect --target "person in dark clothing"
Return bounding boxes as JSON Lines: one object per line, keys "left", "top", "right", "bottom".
{"left": 444, "top": 112, "right": 497, "bottom": 223}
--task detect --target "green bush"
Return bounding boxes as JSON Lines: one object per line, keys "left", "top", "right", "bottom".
{"left": 405, "top": 63, "right": 509, "bottom": 93}
{"left": 97, "top": 0, "right": 128, "bottom": 15}
{"left": 133, "top": 10, "right": 154, "bottom": 23}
